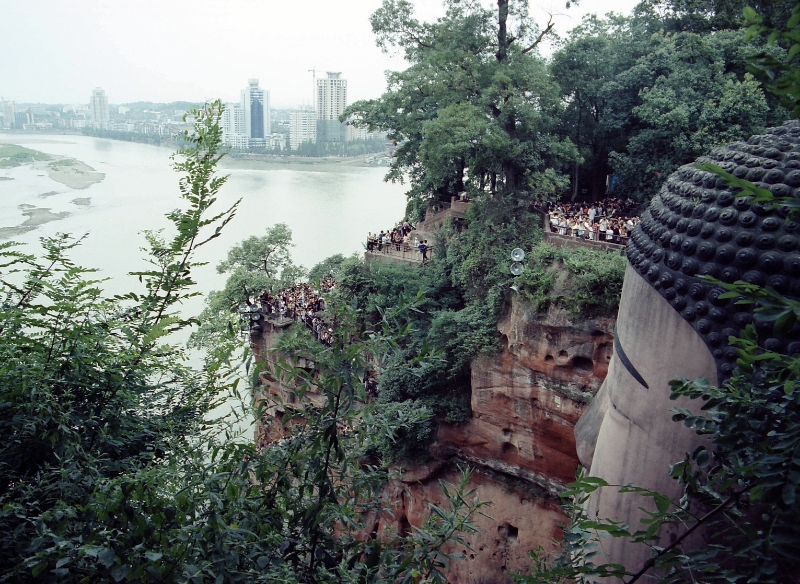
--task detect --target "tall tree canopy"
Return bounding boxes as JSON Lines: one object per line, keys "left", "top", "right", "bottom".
{"left": 346, "top": 0, "right": 578, "bottom": 218}
{"left": 552, "top": 3, "right": 787, "bottom": 201}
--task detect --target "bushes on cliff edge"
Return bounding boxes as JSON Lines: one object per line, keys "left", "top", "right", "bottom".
{"left": 517, "top": 243, "right": 626, "bottom": 319}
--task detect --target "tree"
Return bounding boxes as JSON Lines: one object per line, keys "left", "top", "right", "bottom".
{"left": 608, "top": 28, "right": 770, "bottom": 198}
{"left": 216, "top": 222, "right": 294, "bottom": 276}
{"left": 189, "top": 223, "right": 306, "bottom": 353}
{"left": 552, "top": 6, "right": 779, "bottom": 202}
{"left": 637, "top": 0, "right": 795, "bottom": 33}
{"left": 520, "top": 4, "right": 800, "bottom": 581}
{"left": 0, "top": 102, "right": 480, "bottom": 582}
{"left": 550, "top": 14, "right": 649, "bottom": 200}
{"left": 345, "top": 0, "right": 577, "bottom": 217}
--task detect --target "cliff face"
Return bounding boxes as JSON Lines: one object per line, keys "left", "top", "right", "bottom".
{"left": 254, "top": 297, "right": 615, "bottom": 583}
{"left": 384, "top": 297, "right": 615, "bottom": 582}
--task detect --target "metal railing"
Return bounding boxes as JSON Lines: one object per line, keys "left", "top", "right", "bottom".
{"left": 365, "top": 243, "right": 434, "bottom": 263}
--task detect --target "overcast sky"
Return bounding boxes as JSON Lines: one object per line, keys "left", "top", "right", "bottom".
{"left": 0, "top": 0, "right": 641, "bottom": 108}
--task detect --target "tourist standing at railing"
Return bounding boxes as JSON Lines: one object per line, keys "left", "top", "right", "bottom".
{"left": 418, "top": 240, "right": 429, "bottom": 265}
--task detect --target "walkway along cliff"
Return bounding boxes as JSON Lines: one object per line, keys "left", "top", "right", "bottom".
{"left": 249, "top": 288, "right": 616, "bottom": 583}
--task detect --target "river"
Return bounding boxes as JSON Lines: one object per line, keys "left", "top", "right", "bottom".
{"left": 0, "top": 133, "right": 407, "bottom": 311}
{"left": 0, "top": 133, "right": 408, "bottom": 437}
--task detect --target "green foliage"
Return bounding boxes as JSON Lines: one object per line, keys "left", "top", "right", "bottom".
{"left": 0, "top": 103, "right": 482, "bottom": 582}
{"left": 216, "top": 222, "right": 294, "bottom": 275}
{"left": 552, "top": 6, "right": 782, "bottom": 202}
{"left": 607, "top": 28, "right": 770, "bottom": 199}
{"left": 637, "top": 0, "right": 795, "bottom": 33}
{"left": 307, "top": 253, "right": 349, "bottom": 283}
{"left": 189, "top": 223, "right": 306, "bottom": 352}
{"left": 745, "top": 1, "right": 800, "bottom": 119}
{"left": 346, "top": 0, "right": 577, "bottom": 209}
{"left": 446, "top": 194, "right": 543, "bottom": 308}
{"left": 80, "top": 127, "right": 168, "bottom": 146}
{"left": 368, "top": 400, "right": 435, "bottom": 464}
{"left": 0, "top": 144, "right": 52, "bottom": 168}
{"left": 517, "top": 243, "right": 626, "bottom": 319}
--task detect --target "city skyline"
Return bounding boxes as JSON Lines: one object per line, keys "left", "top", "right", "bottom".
{"left": 0, "top": 0, "right": 641, "bottom": 107}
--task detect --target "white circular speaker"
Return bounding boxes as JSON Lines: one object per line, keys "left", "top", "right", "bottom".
{"left": 510, "top": 262, "right": 524, "bottom": 276}
{"left": 511, "top": 248, "right": 525, "bottom": 262}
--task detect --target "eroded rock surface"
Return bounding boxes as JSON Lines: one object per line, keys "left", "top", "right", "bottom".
{"left": 437, "top": 296, "right": 613, "bottom": 490}
{"left": 376, "top": 462, "right": 564, "bottom": 584}
{"left": 378, "top": 296, "right": 615, "bottom": 582}
{"left": 253, "top": 296, "right": 615, "bottom": 583}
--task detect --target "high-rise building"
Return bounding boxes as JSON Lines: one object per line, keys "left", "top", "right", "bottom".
{"left": 316, "top": 72, "right": 347, "bottom": 120}
{"left": 316, "top": 72, "right": 347, "bottom": 145}
{"left": 240, "top": 79, "right": 270, "bottom": 148}
{"left": 345, "top": 116, "right": 388, "bottom": 142}
{"left": 90, "top": 88, "right": 109, "bottom": 129}
{"left": 290, "top": 106, "right": 317, "bottom": 149}
{"left": 1, "top": 100, "right": 15, "bottom": 129}
{"left": 222, "top": 102, "right": 248, "bottom": 148}
{"left": 15, "top": 112, "right": 33, "bottom": 128}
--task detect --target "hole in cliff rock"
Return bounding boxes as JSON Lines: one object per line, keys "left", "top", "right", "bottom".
{"left": 572, "top": 356, "right": 594, "bottom": 372}
{"left": 558, "top": 350, "right": 568, "bottom": 358}
{"left": 502, "top": 428, "right": 512, "bottom": 438}
{"left": 545, "top": 354, "right": 554, "bottom": 363}
{"left": 591, "top": 329, "right": 605, "bottom": 337}
{"left": 500, "top": 334, "right": 509, "bottom": 350}
{"left": 501, "top": 442, "right": 518, "bottom": 458}
{"left": 498, "top": 522, "right": 519, "bottom": 543}
{"left": 469, "top": 554, "right": 475, "bottom": 560}
{"left": 398, "top": 516, "right": 411, "bottom": 537}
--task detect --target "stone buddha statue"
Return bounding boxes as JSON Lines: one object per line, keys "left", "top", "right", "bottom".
{"left": 574, "top": 120, "right": 800, "bottom": 576}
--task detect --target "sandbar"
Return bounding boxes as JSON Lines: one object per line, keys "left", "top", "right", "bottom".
{"left": 47, "top": 159, "right": 104, "bottom": 190}
{"left": 0, "top": 204, "right": 71, "bottom": 240}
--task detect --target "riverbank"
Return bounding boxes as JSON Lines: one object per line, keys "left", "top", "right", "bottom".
{"left": 220, "top": 154, "right": 390, "bottom": 171}
{"left": 1, "top": 131, "right": 392, "bottom": 170}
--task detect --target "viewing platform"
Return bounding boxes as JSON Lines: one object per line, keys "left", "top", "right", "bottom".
{"left": 543, "top": 214, "right": 626, "bottom": 254}
{"left": 364, "top": 244, "right": 434, "bottom": 266}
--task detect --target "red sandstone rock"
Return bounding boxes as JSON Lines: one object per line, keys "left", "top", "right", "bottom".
{"left": 252, "top": 296, "right": 615, "bottom": 583}
{"left": 377, "top": 464, "right": 565, "bottom": 584}
{"left": 439, "top": 297, "right": 614, "bottom": 489}
{"left": 386, "top": 298, "right": 615, "bottom": 582}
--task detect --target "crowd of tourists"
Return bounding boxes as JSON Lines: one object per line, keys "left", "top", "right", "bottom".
{"left": 546, "top": 197, "right": 641, "bottom": 244}
{"left": 259, "top": 279, "right": 337, "bottom": 345}
{"left": 366, "top": 221, "right": 431, "bottom": 264}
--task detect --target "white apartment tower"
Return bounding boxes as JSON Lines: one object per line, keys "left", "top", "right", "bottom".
{"left": 90, "top": 88, "right": 109, "bottom": 129}
{"left": 222, "top": 103, "right": 248, "bottom": 148}
{"left": 316, "top": 72, "right": 347, "bottom": 120}
{"left": 290, "top": 106, "right": 317, "bottom": 148}
{"left": 240, "top": 79, "right": 270, "bottom": 148}
{"left": 1, "top": 101, "right": 15, "bottom": 129}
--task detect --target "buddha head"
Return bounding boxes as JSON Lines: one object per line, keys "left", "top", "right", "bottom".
{"left": 573, "top": 120, "right": 800, "bottom": 573}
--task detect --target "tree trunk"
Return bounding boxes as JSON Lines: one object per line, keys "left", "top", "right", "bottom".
{"left": 496, "top": 0, "right": 509, "bottom": 64}
{"left": 572, "top": 161, "right": 580, "bottom": 201}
